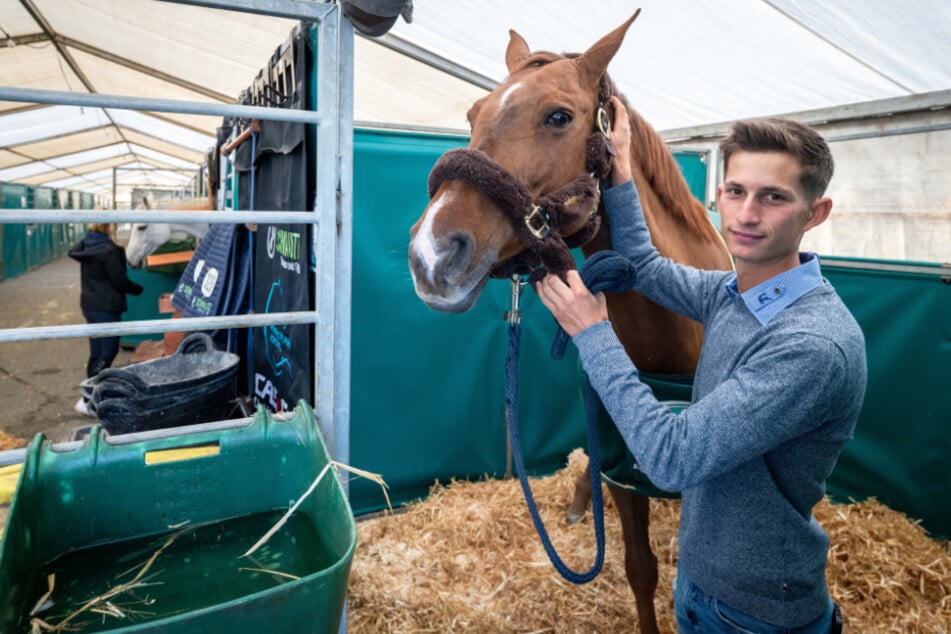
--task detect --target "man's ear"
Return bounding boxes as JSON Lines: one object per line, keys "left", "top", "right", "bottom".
{"left": 804, "top": 197, "right": 832, "bottom": 232}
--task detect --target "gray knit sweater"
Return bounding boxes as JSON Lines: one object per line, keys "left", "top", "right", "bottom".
{"left": 573, "top": 181, "right": 866, "bottom": 627}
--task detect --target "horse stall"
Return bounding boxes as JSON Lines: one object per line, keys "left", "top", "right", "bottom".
{"left": 1, "top": 3, "right": 950, "bottom": 633}
{"left": 0, "top": 183, "right": 85, "bottom": 282}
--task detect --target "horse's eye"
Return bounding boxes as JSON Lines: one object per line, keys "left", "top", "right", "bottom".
{"left": 545, "top": 110, "right": 572, "bottom": 128}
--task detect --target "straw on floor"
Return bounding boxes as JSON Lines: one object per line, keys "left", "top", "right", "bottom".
{"left": 348, "top": 449, "right": 951, "bottom": 633}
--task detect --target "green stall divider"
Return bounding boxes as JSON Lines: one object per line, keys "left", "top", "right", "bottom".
{"left": 1, "top": 182, "right": 30, "bottom": 281}
{"left": 32, "top": 187, "right": 65, "bottom": 259}
{"left": 822, "top": 258, "right": 950, "bottom": 538}
{"left": 120, "top": 268, "right": 182, "bottom": 346}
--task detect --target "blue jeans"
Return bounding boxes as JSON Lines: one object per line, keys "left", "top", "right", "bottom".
{"left": 674, "top": 568, "right": 835, "bottom": 633}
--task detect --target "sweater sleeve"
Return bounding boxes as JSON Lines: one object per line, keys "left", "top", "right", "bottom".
{"left": 602, "top": 181, "right": 728, "bottom": 323}
{"left": 573, "top": 320, "right": 850, "bottom": 492}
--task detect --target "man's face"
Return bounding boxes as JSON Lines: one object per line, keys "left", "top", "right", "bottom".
{"left": 717, "top": 151, "right": 828, "bottom": 280}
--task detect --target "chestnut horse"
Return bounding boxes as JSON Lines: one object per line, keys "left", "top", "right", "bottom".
{"left": 408, "top": 13, "right": 732, "bottom": 633}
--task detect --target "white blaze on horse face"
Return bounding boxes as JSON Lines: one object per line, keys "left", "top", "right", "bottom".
{"left": 498, "top": 81, "right": 522, "bottom": 111}
{"left": 411, "top": 192, "right": 450, "bottom": 285}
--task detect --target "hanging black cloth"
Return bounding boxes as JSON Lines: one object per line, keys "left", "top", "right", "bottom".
{"left": 234, "top": 25, "right": 315, "bottom": 411}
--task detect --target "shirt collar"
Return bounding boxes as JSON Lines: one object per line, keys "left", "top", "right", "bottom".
{"left": 724, "top": 252, "right": 824, "bottom": 325}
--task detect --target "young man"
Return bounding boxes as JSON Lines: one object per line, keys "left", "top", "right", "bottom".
{"left": 536, "top": 96, "right": 866, "bottom": 632}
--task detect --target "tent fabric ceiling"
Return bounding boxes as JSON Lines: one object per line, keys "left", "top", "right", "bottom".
{"left": 0, "top": 0, "right": 949, "bottom": 199}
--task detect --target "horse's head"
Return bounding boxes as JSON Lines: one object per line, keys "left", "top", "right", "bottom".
{"left": 409, "top": 12, "right": 639, "bottom": 312}
{"left": 125, "top": 222, "right": 170, "bottom": 268}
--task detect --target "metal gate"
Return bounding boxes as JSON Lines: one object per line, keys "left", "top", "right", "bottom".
{"left": 0, "top": 0, "right": 354, "bottom": 470}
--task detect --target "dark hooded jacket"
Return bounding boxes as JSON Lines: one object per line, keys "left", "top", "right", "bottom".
{"left": 68, "top": 230, "right": 143, "bottom": 313}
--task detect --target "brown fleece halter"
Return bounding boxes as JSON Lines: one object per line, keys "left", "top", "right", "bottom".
{"left": 427, "top": 78, "right": 615, "bottom": 283}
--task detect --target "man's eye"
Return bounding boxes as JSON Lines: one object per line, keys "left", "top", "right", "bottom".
{"left": 545, "top": 110, "right": 572, "bottom": 128}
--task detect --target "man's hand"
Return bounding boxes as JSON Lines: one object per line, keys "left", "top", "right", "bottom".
{"left": 608, "top": 96, "right": 633, "bottom": 186}
{"left": 536, "top": 270, "right": 609, "bottom": 337}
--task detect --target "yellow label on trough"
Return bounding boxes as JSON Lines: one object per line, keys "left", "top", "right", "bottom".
{"left": 145, "top": 443, "right": 220, "bottom": 465}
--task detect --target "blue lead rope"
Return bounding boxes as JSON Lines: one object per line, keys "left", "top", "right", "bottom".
{"left": 505, "top": 321, "right": 606, "bottom": 584}
{"left": 505, "top": 250, "right": 639, "bottom": 584}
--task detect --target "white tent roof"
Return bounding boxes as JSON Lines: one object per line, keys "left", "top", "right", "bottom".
{"left": 1, "top": 0, "right": 950, "bottom": 200}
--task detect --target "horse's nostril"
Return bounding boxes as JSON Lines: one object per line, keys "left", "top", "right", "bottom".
{"left": 443, "top": 233, "right": 474, "bottom": 280}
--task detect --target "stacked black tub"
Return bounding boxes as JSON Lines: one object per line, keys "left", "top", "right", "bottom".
{"left": 85, "top": 333, "right": 240, "bottom": 434}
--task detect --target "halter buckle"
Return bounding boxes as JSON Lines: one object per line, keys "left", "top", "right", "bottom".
{"left": 525, "top": 205, "right": 551, "bottom": 240}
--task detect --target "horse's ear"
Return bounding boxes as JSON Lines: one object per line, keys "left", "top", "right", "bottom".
{"left": 505, "top": 29, "right": 531, "bottom": 73}
{"left": 575, "top": 10, "right": 640, "bottom": 87}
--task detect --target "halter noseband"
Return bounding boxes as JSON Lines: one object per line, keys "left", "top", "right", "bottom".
{"left": 427, "top": 77, "right": 616, "bottom": 283}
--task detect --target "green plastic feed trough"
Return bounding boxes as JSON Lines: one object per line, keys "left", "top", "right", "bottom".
{"left": 0, "top": 402, "right": 356, "bottom": 633}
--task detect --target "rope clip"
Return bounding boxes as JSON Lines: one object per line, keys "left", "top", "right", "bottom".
{"left": 504, "top": 274, "right": 529, "bottom": 325}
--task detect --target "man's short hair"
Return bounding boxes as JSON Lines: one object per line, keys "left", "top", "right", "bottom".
{"left": 720, "top": 118, "right": 834, "bottom": 200}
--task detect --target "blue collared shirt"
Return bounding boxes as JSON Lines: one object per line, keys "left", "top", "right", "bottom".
{"left": 724, "top": 252, "right": 825, "bottom": 325}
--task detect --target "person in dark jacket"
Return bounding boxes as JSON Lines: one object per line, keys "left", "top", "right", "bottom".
{"left": 68, "top": 222, "right": 143, "bottom": 415}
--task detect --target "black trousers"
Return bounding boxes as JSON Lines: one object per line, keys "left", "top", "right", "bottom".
{"left": 81, "top": 309, "right": 121, "bottom": 378}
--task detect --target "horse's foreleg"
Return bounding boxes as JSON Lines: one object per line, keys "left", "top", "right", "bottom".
{"left": 608, "top": 486, "right": 660, "bottom": 634}
{"left": 566, "top": 462, "right": 593, "bottom": 524}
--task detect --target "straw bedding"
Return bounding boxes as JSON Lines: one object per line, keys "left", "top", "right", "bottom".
{"left": 0, "top": 430, "right": 27, "bottom": 451}
{"left": 348, "top": 449, "right": 950, "bottom": 633}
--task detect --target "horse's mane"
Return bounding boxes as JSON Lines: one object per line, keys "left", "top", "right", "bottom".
{"left": 615, "top": 93, "right": 719, "bottom": 243}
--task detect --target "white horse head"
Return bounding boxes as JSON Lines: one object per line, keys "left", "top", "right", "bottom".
{"left": 125, "top": 194, "right": 209, "bottom": 268}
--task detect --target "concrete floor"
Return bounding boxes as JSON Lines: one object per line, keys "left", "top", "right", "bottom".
{"left": 0, "top": 255, "right": 135, "bottom": 446}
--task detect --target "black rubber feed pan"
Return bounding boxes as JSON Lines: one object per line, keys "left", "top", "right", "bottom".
{"left": 83, "top": 333, "right": 240, "bottom": 434}
{"left": 95, "top": 381, "right": 237, "bottom": 435}
{"left": 94, "top": 333, "right": 239, "bottom": 395}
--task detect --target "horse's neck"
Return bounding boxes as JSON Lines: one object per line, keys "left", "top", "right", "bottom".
{"left": 167, "top": 223, "right": 208, "bottom": 239}
{"left": 579, "top": 111, "right": 732, "bottom": 376}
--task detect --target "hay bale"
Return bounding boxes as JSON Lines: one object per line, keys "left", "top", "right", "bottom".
{"left": 349, "top": 450, "right": 950, "bottom": 633}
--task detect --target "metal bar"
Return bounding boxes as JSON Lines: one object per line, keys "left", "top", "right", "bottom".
{"left": 158, "top": 0, "right": 334, "bottom": 21}
{"left": 660, "top": 89, "right": 951, "bottom": 142}
{"left": 315, "top": 10, "right": 340, "bottom": 457}
{"left": 826, "top": 123, "right": 951, "bottom": 143}
{"left": 61, "top": 36, "right": 233, "bottom": 103}
{"left": 367, "top": 32, "right": 498, "bottom": 92}
{"left": 0, "top": 209, "right": 317, "bottom": 224}
{"left": 0, "top": 86, "right": 322, "bottom": 124}
{"left": 336, "top": 15, "right": 355, "bottom": 488}
{"left": 0, "top": 449, "right": 25, "bottom": 468}
{"left": 0, "top": 311, "right": 318, "bottom": 343}
{"left": 822, "top": 258, "right": 951, "bottom": 278}
{"left": 354, "top": 119, "right": 469, "bottom": 138}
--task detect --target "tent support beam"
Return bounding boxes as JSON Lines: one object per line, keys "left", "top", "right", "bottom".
{"left": 368, "top": 32, "right": 498, "bottom": 92}
{"left": 662, "top": 89, "right": 951, "bottom": 142}
{"left": 60, "top": 36, "right": 234, "bottom": 103}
